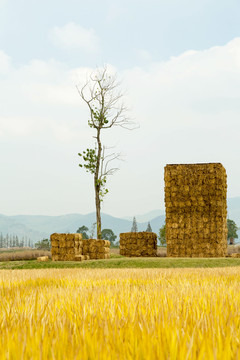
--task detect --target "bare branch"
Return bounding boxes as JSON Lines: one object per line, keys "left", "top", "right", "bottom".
{"left": 76, "top": 66, "right": 137, "bottom": 131}
{"left": 76, "top": 65, "right": 137, "bottom": 238}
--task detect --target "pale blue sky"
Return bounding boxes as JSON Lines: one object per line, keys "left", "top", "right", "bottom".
{"left": 0, "top": 0, "right": 240, "bottom": 217}
{"left": 1, "top": 0, "right": 240, "bottom": 67}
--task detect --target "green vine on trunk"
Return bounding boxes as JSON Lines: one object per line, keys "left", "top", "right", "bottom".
{"left": 78, "top": 150, "right": 109, "bottom": 202}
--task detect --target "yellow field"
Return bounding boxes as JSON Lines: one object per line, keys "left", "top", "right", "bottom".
{"left": 0, "top": 268, "right": 240, "bottom": 360}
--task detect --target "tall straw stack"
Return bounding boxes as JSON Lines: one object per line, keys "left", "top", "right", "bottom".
{"left": 120, "top": 232, "right": 157, "bottom": 257}
{"left": 51, "top": 233, "right": 110, "bottom": 261}
{"left": 164, "top": 163, "right": 227, "bottom": 257}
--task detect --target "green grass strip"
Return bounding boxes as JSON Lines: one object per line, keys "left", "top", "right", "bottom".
{"left": 1, "top": 256, "right": 240, "bottom": 270}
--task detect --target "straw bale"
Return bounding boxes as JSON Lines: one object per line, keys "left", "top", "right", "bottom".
{"left": 74, "top": 255, "right": 82, "bottom": 261}
{"left": 79, "top": 240, "right": 83, "bottom": 247}
{"left": 66, "top": 239, "right": 75, "bottom": 248}
{"left": 165, "top": 163, "right": 227, "bottom": 257}
{"left": 59, "top": 238, "right": 67, "bottom": 248}
{"left": 96, "top": 253, "right": 105, "bottom": 259}
{"left": 120, "top": 232, "right": 157, "bottom": 257}
{"left": 82, "top": 246, "right": 89, "bottom": 254}
{"left": 65, "top": 248, "right": 75, "bottom": 255}
{"left": 76, "top": 255, "right": 86, "bottom": 261}
{"left": 231, "top": 253, "right": 240, "bottom": 258}
{"left": 75, "top": 247, "right": 83, "bottom": 255}
{"left": 81, "top": 239, "right": 88, "bottom": 245}
{"left": 75, "top": 233, "right": 82, "bottom": 240}
{"left": 51, "top": 240, "right": 59, "bottom": 247}
{"left": 57, "top": 248, "right": 65, "bottom": 255}
{"left": 135, "top": 250, "right": 141, "bottom": 256}
{"left": 95, "top": 239, "right": 104, "bottom": 246}
{"left": 89, "top": 245, "right": 98, "bottom": 253}
{"left": 37, "top": 256, "right": 49, "bottom": 262}
{"left": 66, "top": 234, "right": 75, "bottom": 241}
{"left": 51, "top": 246, "right": 59, "bottom": 255}
{"left": 50, "top": 233, "right": 60, "bottom": 242}
{"left": 65, "top": 254, "right": 75, "bottom": 261}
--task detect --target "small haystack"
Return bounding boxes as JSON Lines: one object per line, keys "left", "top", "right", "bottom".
{"left": 51, "top": 233, "right": 110, "bottom": 261}
{"left": 119, "top": 232, "right": 157, "bottom": 257}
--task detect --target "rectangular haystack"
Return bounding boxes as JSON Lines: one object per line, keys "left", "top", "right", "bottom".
{"left": 50, "top": 234, "right": 110, "bottom": 261}
{"left": 120, "top": 232, "right": 157, "bottom": 257}
{"left": 164, "top": 163, "right": 227, "bottom": 257}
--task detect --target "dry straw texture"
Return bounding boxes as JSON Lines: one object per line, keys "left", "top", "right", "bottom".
{"left": 165, "top": 163, "right": 227, "bottom": 257}
{"left": 0, "top": 249, "right": 51, "bottom": 261}
{"left": 37, "top": 256, "right": 49, "bottom": 262}
{"left": 1, "top": 268, "right": 240, "bottom": 359}
{"left": 120, "top": 232, "right": 157, "bottom": 257}
{"left": 51, "top": 233, "right": 110, "bottom": 261}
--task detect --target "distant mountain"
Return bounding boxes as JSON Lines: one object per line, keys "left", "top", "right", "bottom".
{"left": 0, "top": 214, "right": 48, "bottom": 241}
{"left": 1, "top": 196, "right": 239, "bottom": 244}
{"left": 122, "top": 209, "right": 165, "bottom": 223}
{"left": 0, "top": 213, "right": 165, "bottom": 244}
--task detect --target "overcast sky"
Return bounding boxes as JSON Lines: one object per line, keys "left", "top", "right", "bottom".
{"left": 1, "top": 0, "right": 240, "bottom": 218}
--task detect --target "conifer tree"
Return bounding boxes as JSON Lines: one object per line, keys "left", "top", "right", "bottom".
{"left": 0, "top": 233, "right": 3, "bottom": 248}
{"left": 131, "top": 217, "right": 138, "bottom": 232}
{"left": 146, "top": 222, "right": 152, "bottom": 232}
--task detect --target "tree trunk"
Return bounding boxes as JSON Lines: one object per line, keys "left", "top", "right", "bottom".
{"left": 95, "top": 129, "right": 102, "bottom": 239}
{"left": 95, "top": 183, "right": 101, "bottom": 239}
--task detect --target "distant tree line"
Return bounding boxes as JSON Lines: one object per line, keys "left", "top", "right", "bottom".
{"left": 76, "top": 226, "right": 117, "bottom": 245}
{"left": 35, "top": 239, "right": 51, "bottom": 250}
{"left": 0, "top": 233, "right": 33, "bottom": 248}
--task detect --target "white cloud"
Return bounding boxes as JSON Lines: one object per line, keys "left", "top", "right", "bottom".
{"left": 106, "top": 3, "right": 126, "bottom": 22}
{"left": 0, "top": 58, "right": 93, "bottom": 142}
{"left": 50, "top": 22, "right": 99, "bottom": 53}
{"left": 0, "top": 50, "right": 11, "bottom": 74}
{"left": 1, "top": 38, "right": 240, "bottom": 143}
{"left": 0, "top": 0, "right": 7, "bottom": 7}
{"left": 1, "top": 38, "right": 240, "bottom": 215}
{"left": 0, "top": 116, "right": 46, "bottom": 137}
{"left": 123, "top": 37, "right": 240, "bottom": 132}
{"left": 137, "top": 49, "right": 152, "bottom": 62}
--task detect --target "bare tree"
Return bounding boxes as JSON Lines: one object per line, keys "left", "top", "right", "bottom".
{"left": 77, "top": 66, "right": 134, "bottom": 239}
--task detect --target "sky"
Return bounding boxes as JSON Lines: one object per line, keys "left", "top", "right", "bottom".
{"left": 0, "top": 0, "right": 240, "bottom": 218}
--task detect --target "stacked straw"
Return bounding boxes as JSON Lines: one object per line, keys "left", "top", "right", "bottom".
{"left": 119, "top": 232, "right": 157, "bottom": 257}
{"left": 81, "top": 239, "right": 110, "bottom": 260}
{"left": 164, "top": 163, "right": 227, "bottom": 257}
{"left": 51, "top": 233, "right": 110, "bottom": 261}
{"left": 51, "top": 233, "right": 79, "bottom": 261}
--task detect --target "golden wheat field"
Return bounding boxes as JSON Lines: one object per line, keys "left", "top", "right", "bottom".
{"left": 0, "top": 268, "right": 240, "bottom": 360}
